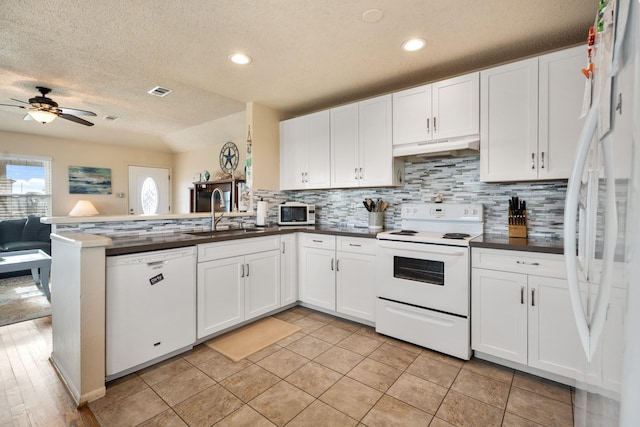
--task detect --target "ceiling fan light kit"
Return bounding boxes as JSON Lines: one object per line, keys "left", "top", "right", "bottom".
{"left": 1, "top": 86, "right": 97, "bottom": 126}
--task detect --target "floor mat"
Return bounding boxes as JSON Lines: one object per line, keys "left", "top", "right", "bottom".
{"left": 0, "top": 275, "right": 51, "bottom": 327}
{"left": 205, "top": 317, "right": 301, "bottom": 362}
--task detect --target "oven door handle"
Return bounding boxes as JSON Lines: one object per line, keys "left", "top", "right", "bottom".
{"left": 379, "top": 242, "right": 466, "bottom": 257}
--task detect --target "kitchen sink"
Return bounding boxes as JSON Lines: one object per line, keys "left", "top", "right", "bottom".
{"left": 185, "top": 228, "right": 270, "bottom": 238}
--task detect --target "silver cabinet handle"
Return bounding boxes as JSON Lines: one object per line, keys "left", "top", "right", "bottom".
{"left": 246, "top": 263, "right": 249, "bottom": 277}
{"left": 241, "top": 264, "right": 245, "bottom": 278}
{"left": 301, "top": 172, "right": 305, "bottom": 183}
{"left": 521, "top": 286, "right": 525, "bottom": 304}
{"left": 531, "top": 152, "right": 536, "bottom": 169}
{"left": 348, "top": 243, "right": 361, "bottom": 247}
{"left": 541, "top": 151, "right": 545, "bottom": 169}
{"left": 312, "top": 239, "right": 323, "bottom": 243}
{"left": 336, "top": 259, "right": 340, "bottom": 272}
{"left": 433, "top": 116, "right": 437, "bottom": 132}
{"left": 426, "top": 117, "right": 430, "bottom": 132}
{"left": 516, "top": 260, "right": 540, "bottom": 266}
{"left": 531, "top": 288, "right": 535, "bottom": 307}
{"left": 331, "top": 258, "right": 334, "bottom": 271}
{"left": 359, "top": 167, "right": 363, "bottom": 180}
{"left": 282, "top": 242, "right": 286, "bottom": 254}
{"left": 354, "top": 168, "right": 358, "bottom": 180}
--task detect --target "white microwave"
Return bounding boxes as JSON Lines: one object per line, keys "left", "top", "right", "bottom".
{"left": 278, "top": 202, "right": 315, "bottom": 226}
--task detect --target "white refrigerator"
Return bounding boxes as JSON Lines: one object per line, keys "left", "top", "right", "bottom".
{"left": 564, "top": 0, "right": 639, "bottom": 425}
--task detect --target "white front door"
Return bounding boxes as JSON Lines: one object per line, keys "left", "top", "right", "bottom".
{"left": 128, "top": 166, "right": 170, "bottom": 215}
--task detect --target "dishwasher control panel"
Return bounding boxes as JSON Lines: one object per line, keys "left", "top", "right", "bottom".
{"left": 106, "top": 246, "right": 196, "bottom": 266}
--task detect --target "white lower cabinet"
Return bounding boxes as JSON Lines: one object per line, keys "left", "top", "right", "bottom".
{"left": 472, "top": 248, "right": 588, "bottom": 381}
{"left": 280, "top": 233, "right": 298, "bottom": 306}
{"left": 197, "top": 236, "right": 280, "bottom": 339}
{"left": 299, "top": 233, "right": 376, "bottom": 322}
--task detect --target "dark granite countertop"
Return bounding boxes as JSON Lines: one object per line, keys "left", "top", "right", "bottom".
{"left": 470, "top": 233, "right": 565, "bottom": 255}
{"left": 105, "top": 225, "right": 379, "bottom": 256}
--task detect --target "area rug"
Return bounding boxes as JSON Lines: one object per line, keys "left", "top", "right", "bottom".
{"left": 0, "top": 275, "right": 51, "bottom": 327}
{"left": 206, "top": 317, "right": 301, "bottom": 362}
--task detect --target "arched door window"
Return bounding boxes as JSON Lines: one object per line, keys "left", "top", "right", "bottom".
{"left": 140, "top": 176, "right": 159, "bottom": 214}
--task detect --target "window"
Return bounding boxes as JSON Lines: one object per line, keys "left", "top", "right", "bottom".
{"left": 0, "top": 154, "right": 52, "bottom": 219}
{"left": 140, "top": 176, "right": 159, "bottom": 215}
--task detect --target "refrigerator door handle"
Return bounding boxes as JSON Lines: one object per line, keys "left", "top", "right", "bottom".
{"left": 564, "top": 102, "right": 618, "bottom": 362}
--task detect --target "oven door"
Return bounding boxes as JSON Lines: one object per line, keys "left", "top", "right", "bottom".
{"left": 376, "top": 239, "right": 470, "bottom": 316}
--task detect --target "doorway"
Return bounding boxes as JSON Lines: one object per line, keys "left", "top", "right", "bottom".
{"left": 128, "top": 166, "right": 170, "bottom": 215}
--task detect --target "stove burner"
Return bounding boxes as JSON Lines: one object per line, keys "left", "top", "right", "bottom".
{"left": 390, "top": 230, "right": 418, "bottom": 235}
{"left": 442, "top": 233, "right": 471, "bottom": 240}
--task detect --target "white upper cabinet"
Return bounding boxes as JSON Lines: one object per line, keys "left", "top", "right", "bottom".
{"left": 331, "top": 94, "right": 400, "bottom": 188}
{"left": 481, "top": 45, "right": 586, "bottom": 182}
{"left": 393, "top": 72, "right": 479, "bottom": 148}
{"left": 280, "top": 110, "right": 331, "bottom": 190}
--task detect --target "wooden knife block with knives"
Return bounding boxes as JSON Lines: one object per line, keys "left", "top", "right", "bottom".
{"left": 508, "top": 196, "right": 527, "bottom": 238}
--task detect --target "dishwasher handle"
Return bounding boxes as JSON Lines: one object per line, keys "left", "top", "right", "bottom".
{"left": 147, "top": 260, "right": 169, "bottom": 269}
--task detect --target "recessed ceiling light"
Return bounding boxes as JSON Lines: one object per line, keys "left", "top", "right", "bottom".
{"left": 229, "top": 53, "right": 252, "bottom": 65}
{"left": 402, "top": 38, "right": 426, "bottom": 52}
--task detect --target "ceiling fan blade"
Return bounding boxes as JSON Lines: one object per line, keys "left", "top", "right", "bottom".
{"left": 10, "top": 98, "right": 31, "bottom": 105}
{"left": 59, "top": 113, "right": 95, "bottom": 126}
{"left": 0, "top": 103, "right": 27, "bottom": 109}
{"left": 59, "top": 107, "right": 97, "bottom": 117}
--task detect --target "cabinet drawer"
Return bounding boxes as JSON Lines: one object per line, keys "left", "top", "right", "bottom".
{"left": 337, "top": 236, "right": 376, "bottom": 255}
{"left": 472, "top": 248, "right": 566, "bottom": 279}
{"left": 300, "top": 233, "right": 336, "bottom": 250}
{"left": 198, "top": 236, "right": 280, "bottom": 262}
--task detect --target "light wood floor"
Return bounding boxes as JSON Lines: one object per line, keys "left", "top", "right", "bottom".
{"left": 0, "top": 316, "right": 99, "bottom": 427}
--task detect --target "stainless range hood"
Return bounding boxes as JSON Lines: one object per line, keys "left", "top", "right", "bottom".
{"left": 393, "top": 136, "right": 479, "bottom": 159}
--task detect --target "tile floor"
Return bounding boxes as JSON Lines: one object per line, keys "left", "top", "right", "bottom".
{"left": 89, "top": 307, "right": 575, "bottom": 426}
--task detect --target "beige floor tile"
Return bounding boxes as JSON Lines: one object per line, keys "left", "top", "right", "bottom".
{"left": 406, "top": 353, "right": 461, "bottom": 388}
{"left": 329, "top": 317, "right": 363, "bottom": 332}
{"left": 182, "top": 344, "right": 218, "bottom": 366}
{"left": 89, "top": 374, "right": 148, "bottom": 412}
{"left": 512, "top": 372, "right": 572, "bottom": 404}
{"left": 386, "top": 372, "right": 448, "bottom": 414}
{"left": 288, "top": 399, "right": 359, "bottom": 426}
{"left": 138, "top": 358, "right": 193, "bottom": 386}
{"left": 502, "top": 412, "right": 545, "bottom": 426}
{"left": 151, "top": 366, "right": 216, "bottom": 406}
{"left": 220, "top": 364, "right": 280, "bottom": 402}
{"left": 362, "top": 394, "right": 433, "bottom": 427}
{"left": 249, "top": 380, "right": 315, "bottom": 426}
{"left": 319, "top": 376, "right": 383, "bottom": 421}
{"left": 214, "top": 405, "right": 276, "bottom": 427}
{"left": 92, "top": 388, "right": 169, "bottom": 427}
{"left": 420, "top": 348, "right": 465, "bottom": 368}
{"left": 276, "top": 331, "right": 307, "bottom": 347}
{"left": 137, "top": 409, "right": 188, "bottom": 427}
{"left": 194, "top": 351, "right": 252, "bottom": 382}
{"left": 368, "top": 342, "right": 419, "bottom": 370}
{"left": 429, "top": 417, "right": 457, "bottom": 427}
{"left": 338, "top": 333, "right": 383, "bottom": 356}
{"left": 354, "top": 326, "right": 387, "bottom": 342}
{"left": 286, "top": 334, "right": 334, "bottom": 359}
{"left": 256, "top": 347, "right": 309, "bottom": 378}
{"left": 463, "top": 358, "right": 514, "bottom": 384}
{"left": 384, "top": 337, "right": 423, "bottom": 354}
{"left": 310, "top": 323, "right": 354, "bottom": 344}
{"left": 246, "top": 343, "right": 283, "bottom": 362}
{"left": 314, "top": 346, "right": 364, "bottom": 374}
{"left": 451, "top": 369, "right": 511, "bottom": 409}
{"left": 306, "top": 311, "right": 336, "bottom": 323}
{"left": 173, "top": 384, "right": 243, "bottom": 426}
{"left": 292, "top": 316, "right": 328, "bottom": 333}
{"left": 290, "top": 306, "right": 315, "bottom": 316}
{"left": 436, "top": 390, "right": 504, "bottom": 427}
{"left": 506, "top": 387, "right": 573, "bottom": 427}
{"left": 346, "top": 358, "right": 402, "bottom": 392}
{"left": 285, "top": 361, "right": 342, "bottom": 397}
{"left": 274, "top": 310, "right": 306, "bottom": 323}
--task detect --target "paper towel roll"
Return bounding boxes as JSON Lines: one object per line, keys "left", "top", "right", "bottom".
{"left": 256, "top": 200, "right": 268, "bottom": 226}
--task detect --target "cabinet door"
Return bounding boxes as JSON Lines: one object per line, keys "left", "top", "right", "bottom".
{"left": 392, "top": 84, "right": 432, "bottom": 145}
{"left": 538, "top": 45, "right": 586, "bottom": 180}
{"left": 305, "top": 110, "right": 331, "bottom": 189}
{"left": 527, "top": 275, "right": 588, "bottom": 380}
{"left": 471, "top": 268, "right": 527, "bottom": 364}
{"left": 245, "top": 250, "right": 281, "bottom": 320}
{"left": 432, "top": 72, "right": 479, "bottom": 140}
{"left": 480, "top": 58, "right": 539, "bottom": 182}
{"left": 280, "top": 117, "right": 307, "bottom": 190}
{"left": 299, "top": 247, "right": 336, "bottom": 310}
{"left": 336, "top": 251, "right": 375, "bottom": 322}
{"left": 359, "top": 95, "right": 393, "bottom": 187}
{"left": 330, "top": 103, "right": 359, "bottom": 188}
{"left": 197, "top": 256, "right": 244, "bottom": 338}
{"left": 280, "top": 234, "right": 298, "bottom": 306}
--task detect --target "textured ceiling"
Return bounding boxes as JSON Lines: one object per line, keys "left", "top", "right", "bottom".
{"left": 0, "top": 0, "right": 598, "bottom": 153}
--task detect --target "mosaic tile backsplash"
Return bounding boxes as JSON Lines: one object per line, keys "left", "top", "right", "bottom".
{"left": 255, "top": 155, "right": 568, "bottom": 239}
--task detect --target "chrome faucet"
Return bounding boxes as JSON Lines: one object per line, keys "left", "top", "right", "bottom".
{"left": 211, "top": 188, "right": 226, "bottom": 231}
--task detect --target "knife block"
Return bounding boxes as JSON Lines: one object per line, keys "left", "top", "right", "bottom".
{"left": 508, "top": 212, "right": 527, "bottom": 238}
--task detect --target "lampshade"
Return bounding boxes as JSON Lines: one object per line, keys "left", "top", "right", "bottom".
{"left": 27, "top": 109, "right": 57, "bottom": 124}
{"left": 69, "top": 200, "right": 99, "bottom": 216}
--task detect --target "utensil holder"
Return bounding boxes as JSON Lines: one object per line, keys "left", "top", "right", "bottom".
{"left": 368, "top": 212, "right": 384, "bottom": 230}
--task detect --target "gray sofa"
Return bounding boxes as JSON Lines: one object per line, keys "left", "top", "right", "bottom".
{"left": 0, "top": 215, "right": 51, "bottom": 255}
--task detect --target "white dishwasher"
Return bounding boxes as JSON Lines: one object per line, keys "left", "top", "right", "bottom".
{"left": 106, "top": 246, "right": 196, "bottom": 379}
